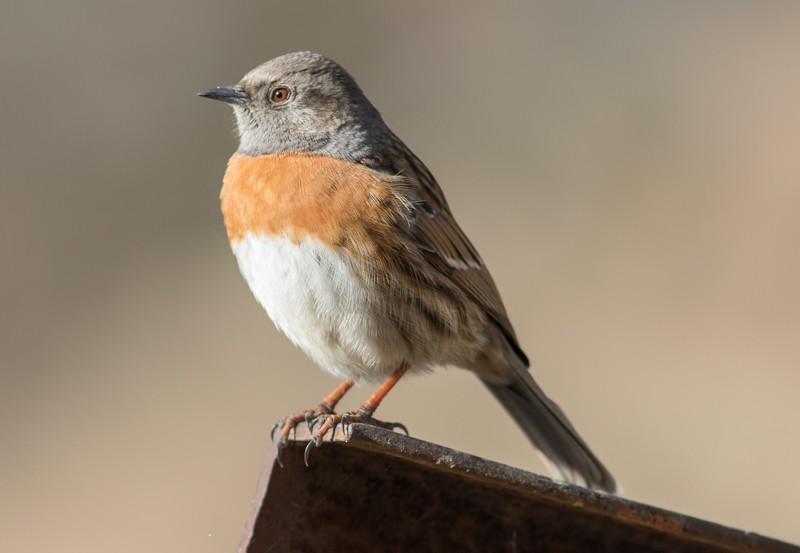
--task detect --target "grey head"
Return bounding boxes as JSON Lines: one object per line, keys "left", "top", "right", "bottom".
{"left": 199, "top": 51, "right": 393, "bottom": 160}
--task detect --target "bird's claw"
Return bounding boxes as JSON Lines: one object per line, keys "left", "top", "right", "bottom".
{"left": 273, "top": 407, "right": 409, "bottom": 467}
{"left": 386, "top": 421, "right": 409, "bottom": 435}
{"left": 270, "top": 420, "right": 282, "bottom": 442}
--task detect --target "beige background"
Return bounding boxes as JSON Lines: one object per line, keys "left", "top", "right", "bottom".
{"left": 2, "top": 1, "right": 799, "bottom": 550}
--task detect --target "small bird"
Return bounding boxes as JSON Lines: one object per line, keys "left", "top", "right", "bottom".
{"left": 199, "top": 51, "right": 617, "bottom": 493}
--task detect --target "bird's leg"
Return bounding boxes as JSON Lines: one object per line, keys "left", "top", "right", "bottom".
{"left": 273, "top": 379, "right": 354, "bottom": 465}
{"left": 305, "top": 363, "right": 410, "bottom": 465}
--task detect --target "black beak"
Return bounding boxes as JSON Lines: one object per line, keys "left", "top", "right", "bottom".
{"left": 197, "top": 84, "right": 248, "bottom": 105}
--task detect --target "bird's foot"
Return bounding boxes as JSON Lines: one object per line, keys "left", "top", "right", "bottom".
{"left": 302, "top": 407, "right": 408, "bottom": 466}
{"left": 272, "top": 403, "right": 336, "bottom": 466}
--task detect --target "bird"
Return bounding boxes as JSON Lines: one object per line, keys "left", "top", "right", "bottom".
{"left": 198, "top": 51, "right": 617, "bottom": 493}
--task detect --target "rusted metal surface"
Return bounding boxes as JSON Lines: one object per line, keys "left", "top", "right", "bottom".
{"left": 239, "top": 424, "right": 798, "bottom": 553}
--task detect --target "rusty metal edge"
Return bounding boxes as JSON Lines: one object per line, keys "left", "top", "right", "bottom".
{"left": 239, "top": 423, "right": 798, "bottom": 553}
{"left": 237, "top": 442, "right": 277, "bottom": 553}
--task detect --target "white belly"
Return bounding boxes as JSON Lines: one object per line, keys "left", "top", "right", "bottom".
{"left": 231, "top": 232, "right": 410, "bottom": 381}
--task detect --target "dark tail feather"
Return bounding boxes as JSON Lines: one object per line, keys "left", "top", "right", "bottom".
{"left": 481, "top": 369, "right": 618, "bottom": 493}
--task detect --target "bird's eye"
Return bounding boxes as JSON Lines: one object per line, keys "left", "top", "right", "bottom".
{"left": 270, "top": 87, "right": 290, "bottom": 103}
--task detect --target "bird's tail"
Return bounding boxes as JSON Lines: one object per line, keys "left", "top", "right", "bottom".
{"left": 480, "top": 366, "right": 618, "bottom": 494}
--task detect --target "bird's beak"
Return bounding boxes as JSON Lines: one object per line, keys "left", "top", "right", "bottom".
{"left": 197, "top": 84, "right": 248, "bottom": 105}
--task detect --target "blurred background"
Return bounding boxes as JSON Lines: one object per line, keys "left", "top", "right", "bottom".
{"left": 2, "top": 1, "right": 799, "bottom": 550}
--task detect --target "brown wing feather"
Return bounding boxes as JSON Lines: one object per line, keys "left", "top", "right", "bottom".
{"left": 375, "top": 141, "right": 526, "bottom": 363}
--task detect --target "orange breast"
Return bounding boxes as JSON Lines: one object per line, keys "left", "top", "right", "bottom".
{"left": 220, "top": 153, "right": 407, "bottom": 249}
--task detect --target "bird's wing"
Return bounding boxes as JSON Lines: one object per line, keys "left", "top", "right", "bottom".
{"left": 379, "top": 143, "right": 527, "bottom": 364}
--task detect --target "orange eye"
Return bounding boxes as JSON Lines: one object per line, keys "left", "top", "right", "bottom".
{"left": 270, "top": 87, "right": 290, "bottom": 103}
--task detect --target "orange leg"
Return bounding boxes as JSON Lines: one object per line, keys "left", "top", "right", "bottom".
{"left": 353, "top": 363, "right": 410, "bottom": 418}
{"left": 320, "top": 379, "right": 355, "bottom": 411}
{"left": 273, "top": 379, "right": 354, "bottom": 444}
{"left": 306, "top": 363, "right": 410, "bottom": 465}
